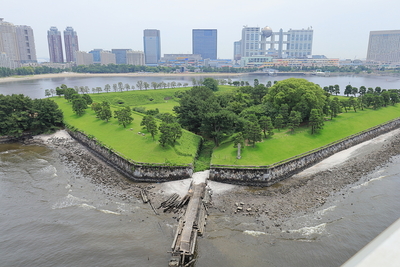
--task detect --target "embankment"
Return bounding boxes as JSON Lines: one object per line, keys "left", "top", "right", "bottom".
{"left": 66, "top": 129, "right": 193, "bottom": 182}
{"left": 210, "top": 117, "right": 400, "bottom": 186}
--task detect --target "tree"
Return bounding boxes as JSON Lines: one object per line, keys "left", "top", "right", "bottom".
{"left": 344, "top": 85, "right": 352, "bottom": 96}
{"left": 264, "top": 78, "right": 326, "bottom": 122}
{"left": 143, "top": 82, "right": 150, "bottom": 90}
{"left": 159, "top": 122, "right": 182, "bottom": 146}
{"left": 31, "top": 98, "right": 63, "bottom": 133}
{"left": 64, "top": 88, "right": 76, "bottom": 102}
{"left": 82, "top": 94, "right": 93, "bottom": 105}
{"left": 253, "top": 79, "right": 259, "bottom": 87}
{"left": 104, "top": 84, "right": 111, "bottom": 93}
{"left": 72, "top": 97, "right": 88, "bottom": 116}
{"left": 98, "top": 101, "right": 112, "bottom": 121}
{"left": 349, "top": 96, "right": 357, "bottom": 112}
{"left": 117, "top": 82, "right": 123, "bottom": 92}
{"left": 274, "top": 114, "right": 284, "bottom": 131}
{"left": 136, "top": 80, "right": 143, "bottom": 90}
{"left": 287, "top": 110, "right": 301, "bottom": 132}
{"left": 359, "top": 86, "right": 366, "bottom": 96}
{"left": 114, "top": 106, "right": 133, "bottom": 128}
{"left": 244, "top": 120, "right": 262, "bottom": 147}
{"left": 259, "top": 116, "right": 274, "bottom": 138}
{"left": 113, "top": 84, "right": 118, "bottom": 92}
{"left": 45, "top": 89, "right": 51, "bottom": 97}
{"left": 334, "top": 84, "right": 340, "bottom": 95}
{"left": 309, "top": 109, "right": 324, "bottom": 134}
{"left": 199, "top": 109, "right": 238, "bottom": 146}
{"left": 141, "top": 115, "right": 158, "bottom": 140}
{"left": 124, "top": 83, "right": 130, "bottom": 91}
{"left": 202, "top": 77, "right": 219, "bottom": 92}
{"left": 330, "top": 97, "right": 341, "bottom": 119}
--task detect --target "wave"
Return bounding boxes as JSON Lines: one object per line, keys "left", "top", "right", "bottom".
{"left": 243, "top": 230, "right": 268, "bottom": 237}
{"left": 352, "top": 175, "right": 386, "bottom": 189}
{"left": 316, "top": 205, "right": 336, "bottom": 216}
{"left": 287, "top": 223, "right": 327, "bottom": 236}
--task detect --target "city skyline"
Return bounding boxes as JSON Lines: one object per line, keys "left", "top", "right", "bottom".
{"left": 2, "top": 0, "right": 400, "bottom": 62}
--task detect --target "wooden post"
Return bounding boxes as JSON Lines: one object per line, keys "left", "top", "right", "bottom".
{"left": 237, "top": 143, "right": 241, "bottom": 159}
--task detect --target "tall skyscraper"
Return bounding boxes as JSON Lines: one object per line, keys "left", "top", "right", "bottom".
{"left": 367, "top": 30, "right": 400, "bottom": 62}
{"left": 0, "top": 18, "right": 20, "bottom": 68}
{"left": 143, "top": 29, "right": 161, "bottom": 65}
{"left": 15, "top": 25, "right": 37, "bottom": 64}
{"left": 64, "top": 27, "right": 79, "bottom": 62}
{"left": 192, "top": 29, "right": 217, "bottom": 60}
{"left": 0, "top": 18, "right": 38, "bottom": 68}
{"left": 48, "top": 27, "right": 63, "bottom": 63}
{"left": 241, "top": 26, "right": 260, "bottom": 58}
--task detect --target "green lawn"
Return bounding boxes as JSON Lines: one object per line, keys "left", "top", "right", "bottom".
{"left": 53, "top": 97, "right": 200, "bottom": 165}
{"left": 212, "top": 105, "right": 400, "bottom": 166}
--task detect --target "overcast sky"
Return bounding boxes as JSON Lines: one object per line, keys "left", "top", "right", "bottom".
{"left": 2, "top": 0, "right": 399, "bottom": 61}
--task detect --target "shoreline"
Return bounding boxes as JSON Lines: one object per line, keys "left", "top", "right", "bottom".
{"left": 0, "top": 72, "right": 243, "bottom": 84}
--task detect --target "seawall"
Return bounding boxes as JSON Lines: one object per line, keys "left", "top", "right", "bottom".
{"left": 66, "top": 129, "right": 193, "bottom": 182}
{"left": 209, "top": 118, "right": 400, "bottom": 186}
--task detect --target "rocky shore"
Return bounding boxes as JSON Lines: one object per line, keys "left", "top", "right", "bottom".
{"left": 29, "top": 128, "right": 400, "bottom": 225}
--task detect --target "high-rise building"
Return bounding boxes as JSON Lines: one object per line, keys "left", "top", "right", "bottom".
{"left": 64, "top": 27, "right": 79, "bottom": 62}
{"left": 192, "top": 29, "right": 217, "bottom": 60}
{"left": 89, "top": 49, "right": 103, "bottom": 63}
{"left": 48, "top": 27, "right": 64, "bottom": 63}
{"left": 367, "top": 30, "right": 400, "bottom": 63}
{"left": 126, "top": 50, "right": 145, "bottom": 66}
{"left": 238, "top": 26, "right": 313, "bottom": 60}
{"left": 100, "top": 51, "right": 116, "bottom": 65}
{"left": 15, "top": 25, "right": 37, "bottom": 64}
{"left": 233, "top": 40, "right": 242, "bottom": 61}
{"left": 143, "top": 29, "right": 161, "bottom": 65}
{"left": 112, "top": 49, "right": 131, "bottom": 64}
{"left": 0, "top": 18, "right": 20, "bottom": 68}
{"left": 75, "top": 51, "right": 93, "bottom": 66}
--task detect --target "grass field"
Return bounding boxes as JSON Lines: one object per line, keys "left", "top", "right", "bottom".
{"left": 212, "top": 105, "right": 400, "bottom": 166}
{"left": 52, "top": 96, "right": 201, "bottom": 165}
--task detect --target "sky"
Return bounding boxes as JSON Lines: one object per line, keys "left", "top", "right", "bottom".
{"left": 2, "top": 0, "right": 399, "bottom": 62}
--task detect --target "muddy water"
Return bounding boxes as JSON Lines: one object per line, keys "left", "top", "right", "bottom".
{"left": 1, "top": 141, "right": 399, "bottom": 267}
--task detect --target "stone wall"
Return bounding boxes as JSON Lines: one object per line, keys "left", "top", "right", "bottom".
{"left": 209, "top": 118, "right": 400, "bottom": 186}
{"left": 66, "top": 129, "right": 193, "bottom": 182}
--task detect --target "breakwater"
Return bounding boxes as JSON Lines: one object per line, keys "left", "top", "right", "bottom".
{"left": 210, "top": 118, "right": 400, "bottom": 186}
{"left": 66, "top": 129, "right": 193, "bottom": 182}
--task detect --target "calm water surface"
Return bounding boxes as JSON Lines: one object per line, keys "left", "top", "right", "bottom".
{"left": 0, "top": 74, "right": 399, "bottom": 99}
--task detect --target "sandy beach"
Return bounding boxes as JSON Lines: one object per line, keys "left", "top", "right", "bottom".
{"left": 0, "top": 72, "right": 242, "bottom": 84}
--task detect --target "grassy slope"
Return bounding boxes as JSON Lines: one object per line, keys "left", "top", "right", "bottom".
{"left": 53, "top": 96, "right": 200, "bottom": 165}
{"left": 212, "top": 105, "right": 400, "bottom": 166}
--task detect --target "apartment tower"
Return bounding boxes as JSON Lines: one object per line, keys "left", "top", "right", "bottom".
{"left": 64, "top": 27, "right": 79, "bottom": 62}
{"left": 143, "top": 29, "right": 161, "bottom": 65}
{"left": 47, "top": 27, "right": 64, "bottom": 63}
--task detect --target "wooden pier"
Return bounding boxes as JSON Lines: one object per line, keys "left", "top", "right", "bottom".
{"left": 168, "top": 182, "right": 208, "bottom": 267}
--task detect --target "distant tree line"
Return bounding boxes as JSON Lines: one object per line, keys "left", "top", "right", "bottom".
{"left": 0, "top": 66, "right": 64, "bottom": 78}
{"left": 0, "top": 94, "right": 63, "bottom": 137}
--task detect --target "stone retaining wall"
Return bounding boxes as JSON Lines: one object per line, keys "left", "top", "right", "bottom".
{"left": 209, "top": 118, "right": 400, "bottom": 187}
{"left": 66, "top": 130, "right": 193, "bottom": 182}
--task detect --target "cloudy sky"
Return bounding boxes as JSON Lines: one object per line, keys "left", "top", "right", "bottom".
{"left": 2, "top": 0, "right": 399, "bottom": 61}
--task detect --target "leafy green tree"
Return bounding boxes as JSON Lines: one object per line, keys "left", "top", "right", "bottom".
{"left": 264, "top": 78, "right": 326, "bottom": 122}
{"left": 279, "top": 104, "right": 290, "bottom": 126}
{"left": 82, "top": 94, "right": 93, "bottom": 105}
{"left": 259, "top": 116, "right": 274, "bottom": 138}
{"left": 253, "top": 79, "right": 259, "bottom": 87}
{"left": 72, "top": 97, "right": 88, "bottom": 116}
{"left": 334, "top": 84, "right": 340, "bottom": 95}
{"left": 144, "top": 82, "right": 150, "bottom": 90}
{"left": 98, "top": 101, "right": 112, "bottom": 121}
{"left": 351, "top": 87, "right": 358, "bottom": 97}
{"left": 159, "top": 122, "right": 182, "bottom": 146}
{"left": 104, "top": 84, "right": 111, "bottom": 93}
{"left": 287, "top": 110, "right": 301, "bottom": 132}
{"left": 375, "top": 87, "right": 382, "bottom": 94}
{"left": 200, "top": 109, "right": 238, "bottom": 146}
{"left": 349, "top": 96, "right": 357, "bottom": 112}
{"left": 114, "top": 106, "right": 133, "bottom": 128}
{"left": 136, "top": 80, "right": 143, "bottom": 90}
{"left": 64, "top": 88, "right": 77, "bottom": 102}
{"left": 344, "top": 85, "right": 352, "bottom": 96}
{"left": 244, "top": 120, "right": 262, "bottom": 147}
{"left": 309, "top": 109, "right": 324, "bottom": 134}
{"left": 381, "top": 91, "right": 390, "bottom": 106}
{"left": 141, "top": 115, "right": 158, "bottom": 140}
{"left": 274, "top": 114, "right": 284, "bottom": 131}
{"left": 390, "top": 91, "right": 399, "bottom": 105}
{"left": 151, "top": 81, "right": 158, "bottom": 89}
{"left": 31, "top": 98, "right": 63, "bottom": 133}
{"left": 330, "top": 97, "right": 341, "bottom": 119}
{"left": 359, "top": 86, "right": 366, "bottom": 95}
{"left": 45, "top": 89, "right": 51, "bottom": 97}
{"left": 202, "top": 77, "right": 219, "bottom": 92}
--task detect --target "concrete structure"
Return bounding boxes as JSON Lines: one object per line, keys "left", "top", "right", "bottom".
{"left": 99, "top": 50, "right": 116, "bottom": 65}
{"left": 234, "top": 40, "right": 241, "bottom": 61}
{"left": 15, "top": 25, "right": 37, "bottom": 64}
{"left": 126, "top": 50, "right": 144, "bottom": 65}
{"left": 342, "top": 218, "right": 400, "bottom": 267}
{"left": 47, "top": 27, "right": 64, "bottom": 63}
{"left": 0, "top": 18, "right": 20, "bottom": 68}
{"left": 143, "top": 29, "right": 161, "bottom": 65}
{"left": 192, "top": 29, "right": 217, "bottom": 60}
{"left": 64, "top": 27, "right": 79, "bottom": 62}
{"left": 238, "top": 26, "right": 313, "bottom": 59}
{"left": 367, "top": 30, "right": 400, "bottom": 63}
{"left": 89, "top": 49, "right": 102, "bottom": 63}
{"left": 159, "top": 54, "right": 202, "bottom": 66}
{"left": 75, "top": 51, "right": 93, "bottom": 66}
{"left": 112, "top": 49, "right": 131, "bottom": 64}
